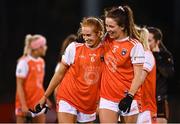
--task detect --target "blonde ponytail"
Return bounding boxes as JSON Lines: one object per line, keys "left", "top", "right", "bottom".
{"left": 139, "top": 28, "right": 150, "bottom": 50}
{"left": 23, "top": 34, "right": 32, "bottom": 56}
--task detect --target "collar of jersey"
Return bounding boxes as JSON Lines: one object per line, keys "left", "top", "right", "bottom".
{"left": 27, "top": 55, "right": 40, "bottom": 61}
{"left": 115, "top": 36, "right": 129, "bottom": 42}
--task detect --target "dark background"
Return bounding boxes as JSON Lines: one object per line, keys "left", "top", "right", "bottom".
{"left": 0, "top": 0, "right": 180, "bottom": 122}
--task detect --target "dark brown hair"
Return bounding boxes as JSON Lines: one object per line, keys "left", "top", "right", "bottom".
{"left": 104, "top": 5, "right": 140, "bottom": 40}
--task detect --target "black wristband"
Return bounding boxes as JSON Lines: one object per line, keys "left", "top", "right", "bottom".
{"left": 127, "top": 93, "right": 134, "bottom": 99}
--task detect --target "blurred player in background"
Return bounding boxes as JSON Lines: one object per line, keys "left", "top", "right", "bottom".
{"left": 15, "top": 34, "right": 48, "bottom": 123}
{"left": 147, "top": 27, "right": 174, "bottom": 123}
{"left": 136, "top": 27, "right": 157, "bottom": 123}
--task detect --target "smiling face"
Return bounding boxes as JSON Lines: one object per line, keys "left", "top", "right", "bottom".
{"left": 105, "top": 17, "right": 125, "bottom": 40}
{"left": 82, "top": 26, "right": 100, "bottom": 48}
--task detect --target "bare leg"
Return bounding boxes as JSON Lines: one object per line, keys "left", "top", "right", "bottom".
{"left": 121, "top": 114, "right": 138, "bottom": 123}
{"left": 32, "top": 113, "right": 46, "bottom": 123}
{"left": 16, "top": 115, "right": 26, "bottom": 123}
{"left": 157, "top": 118, "right": 167, "bottom": 123}
{"left": 99, "top": 109, "right": 118, "bottom": 123}
{"left": 58, "top": 112, "right": 76, "bottom": 123}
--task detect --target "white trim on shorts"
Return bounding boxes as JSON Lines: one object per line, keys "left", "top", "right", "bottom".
{"left": 99, "top": 97, "right": 139, "bottom": 116}
{"left": 58, "top": 100, "right": 96, "bottom": 122}
{"left": 137, "top": 110, "right": 152, "bottom": 124}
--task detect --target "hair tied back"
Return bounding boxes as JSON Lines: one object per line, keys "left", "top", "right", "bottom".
{"left": 118, "top": 6, "right": 125, "bottom": 12}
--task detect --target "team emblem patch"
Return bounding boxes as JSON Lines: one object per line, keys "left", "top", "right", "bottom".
{"left": 121, "top": 48, "right": 127, "bottom": 56}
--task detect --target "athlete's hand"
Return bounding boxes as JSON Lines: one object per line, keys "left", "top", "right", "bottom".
{"left": 118, "top": 93, "right": 133, "bottom": 113}
{"left": 35, "top": 104, "right": 43, "bottom": 113}
{"left": 21, "top": 104, "right": 29, "bottom": 114}
{"left": 28, "top": 104, "right": 49, "bottom": 118}
{"left": 35, "top": 95, "right": 47, "bottom": 113}
{"left": 46, "top": 98, "right": 52, "bottom": 108}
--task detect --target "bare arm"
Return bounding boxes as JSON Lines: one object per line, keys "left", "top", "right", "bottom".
{"left": 16, "top": 77, "right": 28, "bottom": 113}
{"left": 38, "top": 62, "right": 68, "bottom": 106}
{"left": 129, "top": 64, "right": 147, "bottom": 96}
{"left": 118, "top": 64, "right": 149, "bottom": 113}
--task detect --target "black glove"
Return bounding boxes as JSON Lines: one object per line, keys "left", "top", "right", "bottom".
{"left": 35, "top": 104, "right": 49, "bottom": 114}
{"left": 27, "top": 104, "right": 49, "bottom": 118}
{"left": 35, "top": 104, "right": 43, "bottom": 113}
{"left": 118, "top": 93, "right": 133, "bottom": 113}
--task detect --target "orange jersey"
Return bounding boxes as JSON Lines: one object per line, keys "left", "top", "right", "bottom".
{"left": 56, "top": 42, "right": 104, "bottom": 114}
{"left": 142, "top": 50, "right": 157, "bottom": 115}
{"left": 100, "top": 37, "right": 144, "bottom": 103}
{"left": 15, "top": 55, "right": 45, "bottom": 110}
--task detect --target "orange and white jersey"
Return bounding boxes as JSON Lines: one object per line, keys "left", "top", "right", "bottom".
{"left": 142, "top": 50, "right": 157, "bottom": 115}
{"left": 100, "top": 37, "right": 144, "bottom": 103}
{"left": 15, "top": 55, "right": 45, "bottom": 110}
{"left": 56, "top": 42, "right": 104, "bottom": 114}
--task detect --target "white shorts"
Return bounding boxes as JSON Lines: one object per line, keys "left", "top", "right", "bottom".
{"left": 137, "top": 110, "right": 157, "bottom": 124}
{"left": 99, "top": 97, "right": 139, "bottom": 116}
{"left": 57, "top": 100, "right": 96, "bottom": 122}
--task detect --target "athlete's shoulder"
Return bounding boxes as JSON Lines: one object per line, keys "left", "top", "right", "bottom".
{"left": 129, "top": 38, "right": 141, "bottom": 46}
{"left": 75, "top": 42, "right": 84, "bottom": 48}
{"left": 66, "top": 42, "right": 83, "bottom": 50}
{"left": 145, "top": 50, "right": 154, "bottom": 59}
{"left": 143, "top": 50, "right": 155, "bottom": 72}
{"left": 37, "top": 57, "right": 45, "bottom": 63}
{"left": 17, "top": 55, "right": 31, "bottom": 64}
